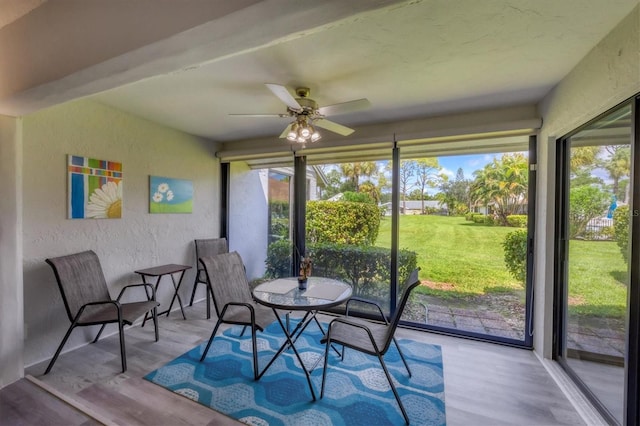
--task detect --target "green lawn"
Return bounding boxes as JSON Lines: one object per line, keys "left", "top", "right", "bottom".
{"left": 375, "top": 215, "right": 627, "bottom": 317}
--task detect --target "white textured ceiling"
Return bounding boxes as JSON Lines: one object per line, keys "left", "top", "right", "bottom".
{"left": 8, "top": 0, "right": 640, "bottom": 143}
{"left": 0, "top": 0, "right": 45, "bottom": 29}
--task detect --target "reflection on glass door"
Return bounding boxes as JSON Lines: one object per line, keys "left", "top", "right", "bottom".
{"left": 396, "top": 147, "right": 531, "bottom": 344}
{"left": 559, "top": 102, "right": 632, "bottom": 424}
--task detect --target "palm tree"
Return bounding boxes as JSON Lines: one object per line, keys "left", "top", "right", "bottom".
{"left": 339, "top": 162, "right": 378, "bottom": 192}
{"left": 600, "top": 145, "right": 631, "bottom": 202}
{"left": 470, "top": 153, "right": 528, "bottom": 225}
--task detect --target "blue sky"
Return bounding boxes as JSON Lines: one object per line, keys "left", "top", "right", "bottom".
{"left": 437, "top": 154, "right": 499, "bottom": 180}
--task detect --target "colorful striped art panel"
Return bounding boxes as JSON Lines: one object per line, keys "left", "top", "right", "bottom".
{"left": 67, "top": 155, "right": 123, "bottom": 219}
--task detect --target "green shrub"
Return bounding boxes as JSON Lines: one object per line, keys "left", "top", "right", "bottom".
{"left": 613, "top": 205, "right": 630, "bottom": 264}
{"left": 269, "top": 200, "right": 289, "bottom": 218}
{"left": 306, "top": 201, "right": 380, "bottom": 245}
{"left": 502, "top": 229, "right": 527, "bottom": 283}
{"left": 265, "top": 239, "right": 293, "bottom": 278}
{"left": 270, "top": 217, "right": 289, "bottom": 239}
{"left": 472, "top": 214, "right": 487, "bottom": 224}
{"left": 484, "top": 215, "right": 496, "bottom": 226}
{"left": 568, "top": 185, "right": 609, "bottom": 239}
{"left": 465, "top": 212, "right": 474, "bottom": 221}
{"left": 506, "top": 215, "right": 527, "bottom": 228}
{"left": 264, "top": 240, "right": 418, "bottom": 297}
{"left": 341, "top": 191, "right": 376, "bottom": 204}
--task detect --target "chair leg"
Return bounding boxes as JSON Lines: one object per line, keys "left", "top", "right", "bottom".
{"left": 377, "top": 354, "right": 410, "bottom": 425}
{"left": 251, "top": 323, "right": 259, "bottom": 380}
{"left": 189, "top": 276, "right": 199, "bottom": 307}
{"left": 393, "top": 337, "right": 412, "bottom": 377}
{"left": 205, "top": 282, "right": 212, "bottom": 319}
{"left": 118, "top": 320, "right": 127, "bottom": 373}
{"left": 200, "top": 318, "right": 223, "bottom": 362}
{"left": 44, "top": 324, "right": 76, "bottom": 375}
{"left": 320, "top": 336, "right": 333, "bottom": 399}
{"left": 152, "top": 306, "right": 159, "bottom": 341}
{"left": 93, "top": 324, "right": 106, "bottom": 343}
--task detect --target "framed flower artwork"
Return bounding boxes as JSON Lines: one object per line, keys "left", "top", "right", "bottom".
{"left": 67, "top": 155, "right": 123, "bottom": 219}
{"left": 149, "top": 176, "right": 193, "bottom": 213}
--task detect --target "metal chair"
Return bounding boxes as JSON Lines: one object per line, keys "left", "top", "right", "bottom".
{"left": 320, "top": 268, "right": 421, "bottom": 425}
{"left": 198, "top": 251, "right": 278, "bottom": 380}
{"left": 189, "top": 238, "right": 228, "bottom": 318}
{"left": 44, "top": 250, "right": 159, "bottom": 374}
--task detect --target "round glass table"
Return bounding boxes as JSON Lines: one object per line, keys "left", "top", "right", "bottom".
{"left": 253, "top": 276, "right": 352, "bottom": 310}
{"left": 252, "top": 276, "right": 352, "bottom": 401}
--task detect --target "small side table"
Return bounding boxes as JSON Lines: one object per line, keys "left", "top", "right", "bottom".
{"left": 135, "top": 264, "right": 191, "bottom": 325}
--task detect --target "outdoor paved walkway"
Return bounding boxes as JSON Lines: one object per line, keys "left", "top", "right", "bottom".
{"left": 424, "top": 303, "right": 524, "bottom": 340}
{"left": 421, "top": 299, "right": 625, "bottom": 359}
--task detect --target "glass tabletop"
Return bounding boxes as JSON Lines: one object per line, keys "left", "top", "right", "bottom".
{"left": 253, "top": 277, "right": 352, "bottom": 311}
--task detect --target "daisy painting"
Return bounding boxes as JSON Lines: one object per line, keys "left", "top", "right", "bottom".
{"left": 149, "top": 176, "right": 193, "bottom": 214}
{"left": 68, "top": 155, "right": 123, "bottom": 219}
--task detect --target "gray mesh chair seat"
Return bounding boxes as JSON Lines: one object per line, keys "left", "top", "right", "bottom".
{"left": 321, "top": 268, "right": 421, "bottom": 425}
{"left": 198, "top": 251, "right": 278, "bottom": 380}
{"left": 76, "top": 301, "right": 158, "bottom": 325}
{"left": 45, "top": 250, "right": 159, "bottom": 374}
{"left": 189, "top": 238, "right": 228, "bottom": 318}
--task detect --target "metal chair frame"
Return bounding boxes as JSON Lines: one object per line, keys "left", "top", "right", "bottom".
{"left": 320, "top": 268, "right": 421, "bottom": 425}
{"left": 44, "top": 250, "right": 159, "bottom": 374}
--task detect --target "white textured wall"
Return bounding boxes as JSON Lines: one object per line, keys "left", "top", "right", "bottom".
{"left": 535, "top": 6, "right": 640, "bottom": 358}
{"left": 0, "top": 115, "right": 23, "bottom": 386}
{"left": 228, "top": 163, "right": 269, "bottom": 280}
{"left": 21, "top": 99, "right": 219, "bottom": 367}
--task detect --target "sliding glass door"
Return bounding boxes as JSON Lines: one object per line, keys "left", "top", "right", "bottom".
{"left": 556, "top": 100, "right": 634, "bottom": 425}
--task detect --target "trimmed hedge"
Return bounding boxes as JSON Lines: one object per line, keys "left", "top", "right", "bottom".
{"left": 472, "top": 214, "right": 487, "bottom": 224}
{"left": 306, "top": 200, "right": 380, "bottom": 245}
{"left": 502, "top": 229, "right": 527, "bottom": 283}
{"left": 265, "top": 240, "right": 418, "bottom": 297}
{"left": 506, "top": 215, "right": 527, "bottom": 228}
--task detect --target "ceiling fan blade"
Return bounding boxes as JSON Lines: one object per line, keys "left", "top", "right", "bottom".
{"left": 229, "top": 113, "right": 289, "bottom": 118}
{"left": 318, "top": 98, "right": 371, "bottom": 116}
{"left": 265, "top": 83, "right": 302, "bottom": 110}
{"left": 314, "top": 118, "right": 355, "bottom": 136}
{"left": 279, "top": 123, "right": 293, "bottom": 138}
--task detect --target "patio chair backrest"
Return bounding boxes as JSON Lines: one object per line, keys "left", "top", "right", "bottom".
{"left": 199, "top": 251, "right": 253, "bottom": 315}
{"left": 45, "top": 250, "right": 111, "bottom": 322}
{"left": 382, "top": 268, "right": 421, "bottom": 352}
{"left": 195, "top": 238, "right": 228, "bottom": 260}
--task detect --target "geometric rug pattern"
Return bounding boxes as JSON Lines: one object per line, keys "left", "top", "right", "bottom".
{"left": 144, "top": 319, "right": 446, "bottom": 425}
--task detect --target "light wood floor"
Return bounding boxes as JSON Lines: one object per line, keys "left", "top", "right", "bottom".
{"left": 5, "top": 301, "right": 587, "bottom": 426}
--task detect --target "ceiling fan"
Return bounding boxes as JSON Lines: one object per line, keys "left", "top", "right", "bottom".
{"left": 230, "top": 83, "right": 371, "bottom": 144}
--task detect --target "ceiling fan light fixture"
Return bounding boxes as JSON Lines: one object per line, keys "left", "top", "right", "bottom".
{"left": 285, "top": 117, "right": 321, "bottom": 144}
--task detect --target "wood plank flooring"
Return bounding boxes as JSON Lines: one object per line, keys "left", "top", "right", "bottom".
{"left": 4, "top": 301, "right": 588, "bottom": 425}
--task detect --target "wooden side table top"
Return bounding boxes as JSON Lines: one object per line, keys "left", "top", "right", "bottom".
{"left": 134, "top": 264, "right": 191, "bottom": 276}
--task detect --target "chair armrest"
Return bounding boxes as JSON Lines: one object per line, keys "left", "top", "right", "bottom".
{"left": 73, "top": 300, "right": 122, "bottom": 322}
{"left": 345, "top": 297, "right": 388, "bottom": 324}
{"left": 219, "top": 302, "right": 256, "bottom": 322}
{"left": 116, "top": 283, "right": 156, "bottom": 302}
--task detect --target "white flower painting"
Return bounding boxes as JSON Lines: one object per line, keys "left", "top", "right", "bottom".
{"left": 149, "top": 176, "right": 193, "bottom": 214}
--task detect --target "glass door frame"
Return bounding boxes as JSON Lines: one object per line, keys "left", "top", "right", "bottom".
{"left": 553, "top": 95, "right": 640, "bottom": 425}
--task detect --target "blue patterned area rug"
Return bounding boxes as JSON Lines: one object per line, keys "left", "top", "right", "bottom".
{"left": 144, "top": 319, "right": 446, "bottom": 425}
